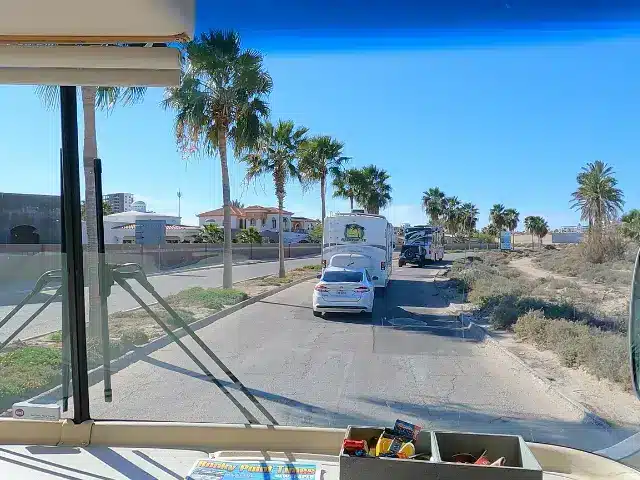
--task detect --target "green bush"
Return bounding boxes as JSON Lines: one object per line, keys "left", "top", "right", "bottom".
{"left": 514, "top": 312, "right": 630, "bottom": 388}
{"left": 489, "top": 301, "right": 521, "bottom": 329}
{"left": 0, "top": 347, "right": 62, "bottom": 400}
{"left": 168, "top": 287, "right": 248, "bottom": 311}
{"left": 121, "top": 328, "right": 150, "bottom": 347}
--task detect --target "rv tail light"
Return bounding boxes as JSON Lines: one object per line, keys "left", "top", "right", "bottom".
{"left": 381, "top": 261, "right": 386, "bottom": 270}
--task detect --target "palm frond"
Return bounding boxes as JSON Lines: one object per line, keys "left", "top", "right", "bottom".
{"left": 35, "top": 85, "right": 59, "bottom": 109}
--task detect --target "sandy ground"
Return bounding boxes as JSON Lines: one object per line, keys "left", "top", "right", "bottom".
{"left": 501, "top": 256, "right": 640, "bottom": 428}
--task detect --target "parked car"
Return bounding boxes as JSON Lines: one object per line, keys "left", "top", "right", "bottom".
{"left": 312, "top": 266, "right": 377, "bottom": 318}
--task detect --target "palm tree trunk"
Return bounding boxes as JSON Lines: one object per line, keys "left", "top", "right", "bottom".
{"left": 218, "top": 128, "right": 233, "bottom": 289}
{"left": 320, "top": 175, "right": 326, "bottom": 222}
{"left": 277, "top": 195, "right": 285, "bottom": 278}
{"left": 81, "top": 86, "right": 101, "bottom": 340}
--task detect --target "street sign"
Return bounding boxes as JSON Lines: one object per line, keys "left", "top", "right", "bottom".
{"left": 500, "top": 231, "right": 512, "bottom": 251}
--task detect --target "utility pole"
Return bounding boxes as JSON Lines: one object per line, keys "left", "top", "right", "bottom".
{"left": 177, "top": 190, "right": 182, "bottom": 220}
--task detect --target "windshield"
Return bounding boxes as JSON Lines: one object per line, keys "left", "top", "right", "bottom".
{"left": 2, "top": 0, "right": 640, "bottom": 458}
{"left": 322, "top": 271, "right": 363, "bottom": 283}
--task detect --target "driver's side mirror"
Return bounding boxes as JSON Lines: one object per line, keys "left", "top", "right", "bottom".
{"left": 630, "top": 246, "right": 640, "bottom": 398}
{"left": 372, "top": 276, "right": 379, "bottom": 281}
{"left": 316, "top": 274, "right": 321, "bottom": 279}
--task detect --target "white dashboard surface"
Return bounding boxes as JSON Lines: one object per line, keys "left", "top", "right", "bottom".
{"left": 0, "top": 445, "right": 207, "bottom": 479}
{"left": 0, "top": 445, "right": 637, "bottom": 479}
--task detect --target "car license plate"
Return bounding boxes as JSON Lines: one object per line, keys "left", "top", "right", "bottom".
{"left": 336, "top": 290, "right": 346, "bottom": 295}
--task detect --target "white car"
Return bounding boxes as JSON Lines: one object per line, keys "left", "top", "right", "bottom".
{"left": 312, "top": 266, "right": 377, "bottom": 318}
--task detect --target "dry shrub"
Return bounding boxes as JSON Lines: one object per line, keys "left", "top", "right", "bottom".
{"left": 514, "top": 312, "right": 630, "bottom": 388}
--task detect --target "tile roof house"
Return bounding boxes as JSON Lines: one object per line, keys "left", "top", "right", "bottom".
{"left": 197, "top": 205, "right": 294, "bottom": 233}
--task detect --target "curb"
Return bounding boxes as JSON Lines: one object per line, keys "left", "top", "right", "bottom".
{"left": 459, "top": 313, "right": 612, "bottom": 431}
{"left": 21, "top": 273, "right": 319, "bottom": 408}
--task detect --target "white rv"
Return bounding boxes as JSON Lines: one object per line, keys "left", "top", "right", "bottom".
{"left": 322, "top": 212, "right": 394, "bottom": 290}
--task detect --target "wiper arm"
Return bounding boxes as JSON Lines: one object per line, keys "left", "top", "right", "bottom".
{"left": 110, "top": 263, "right": 279, "bottom": 426}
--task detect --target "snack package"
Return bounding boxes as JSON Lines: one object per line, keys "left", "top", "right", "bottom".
{"left": 393, "top": 419, "right": 421, "bottom": 442}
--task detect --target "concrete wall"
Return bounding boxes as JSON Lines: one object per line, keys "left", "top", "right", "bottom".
{"left": 552, "top": 232, "right": 583, "bottom": 244}
{"left": 0, "top": 243, "right": 321, "bottom": 286}
{"left": 445, "top": 242, "right": 500, "bottom": 251}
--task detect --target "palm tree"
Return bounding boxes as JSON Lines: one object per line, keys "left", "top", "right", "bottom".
{"left": 242, "top": 120, "right": 309, "bottom": 277}
{"left": 621, "top": 209, "right": 640, "bottom": 242}
{"left": 460, "top": 202, "right": 479, "bottom": 236}
{"left": 524, "top": 216, "right": 536, "bottom": 247}
{"left": 81, "top": 200, "right": 113, "bottom": 220}
{"left": 482, "top": 223, "right": 499, "bottom": 240}
{"left": 444, "top": 196, "right": 462, "bottom": 235}
{"left": 332, "top": 168, "right": 364, "bottom": 211}
{"left": 298, "top": 136, "right": 350, "bottom": 222}
{"left": 163, "top": 30, "right": 272, "bottom": 289}
{"left": 571, "top": 160, "right": 624, "bottom": 230}
{"left": 524, "top": 215, "right": 548, "bottom": 248}
{"left": 354, "top": 165, "right": 392, "bottom": 214}
{"left": 422, "top": 187, "right": 447, "bottom": 225}
{"left": 236, "top": 227, "right": 262, "bottom": 244}
{"left": 535, "top": 218, "right": 550, "bottom": 247}
{"left": 196, "top": 224, "right": 225, "bottom": 243}
{"left": 503, "top": 208, "right": 520, "bottom": 241}
{"left": 489, "top": 204, "right": 507, "bottom": 232}
{"left": 37, "top": 85, "right": 146, "bottom": 338}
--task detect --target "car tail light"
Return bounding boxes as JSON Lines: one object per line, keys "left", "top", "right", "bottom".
{"left": 315, "top": 284, "right": 329, "bottom": 292}
{"left": 380, "top": 261, "right": 386, "bottom": 270}
{"left": 354, "top": 286, "right": 370, "bottom": 293}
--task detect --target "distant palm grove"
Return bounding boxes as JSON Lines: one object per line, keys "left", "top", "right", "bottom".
{"left": 421, "top": 159, "right": 636, "bottom": 265}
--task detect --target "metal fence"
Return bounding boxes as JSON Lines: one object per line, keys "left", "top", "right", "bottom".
{"left": 0, "top": 243, "right": 322, "bottom": 285}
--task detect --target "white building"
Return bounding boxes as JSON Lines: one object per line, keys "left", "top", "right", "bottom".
{"left": 104, "top": 211, "right": 181, "bottom": 226}
{"left": 103, "top": 192, "right": 134, "bottom": 214}
{"left": 110, "top": 223, "right": 201, "bottom": 244}
{"left": 131, "top": 200, "right": 147, "bottom": 213}
{"left": 99, "top": 211, "right": 196, "bottom": 244}
{"left": 291, "top": 216, "right": 320, "bottom": 233}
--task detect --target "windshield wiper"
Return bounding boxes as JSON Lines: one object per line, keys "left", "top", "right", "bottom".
{"left": 109, "top": 262, "right": 279, "bottom": 426}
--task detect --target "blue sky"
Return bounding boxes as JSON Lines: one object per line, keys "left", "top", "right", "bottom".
{"left": 2, "top": 3, "right": 640, "bottom": 229}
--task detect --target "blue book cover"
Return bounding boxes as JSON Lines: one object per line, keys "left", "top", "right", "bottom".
{"left": 186, "top": 460, "right": 321, "bottom": 480}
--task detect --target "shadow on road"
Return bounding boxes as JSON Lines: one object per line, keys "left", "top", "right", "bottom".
{"left": 139, "top": 356, "right": 380, "bottom": 427}
{"left": 127, "top": 356, "right": 635, "bottom": 452}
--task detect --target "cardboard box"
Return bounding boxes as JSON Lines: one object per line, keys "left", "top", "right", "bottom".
{"left": 432, "top": 431, "right": 543, "bottom": 480}
{"left": 339, "top": 427, "right": 542, "bottom": 480}
{"left": 339, "top": 426, "right": 437, "bottom": 480}
{"left": 12, "top": 402, "right": 60, "bottom": 421}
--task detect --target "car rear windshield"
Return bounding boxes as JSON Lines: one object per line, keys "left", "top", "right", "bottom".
{"left": 322, "top": 271, "right": 363, "bottom": 283}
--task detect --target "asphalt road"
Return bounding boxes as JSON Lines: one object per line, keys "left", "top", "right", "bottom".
{"left": 0, "top": 256, "right": 320, "bottom": 343}
{"left": 77, "top": 254, "right": 628, "bottom": 452}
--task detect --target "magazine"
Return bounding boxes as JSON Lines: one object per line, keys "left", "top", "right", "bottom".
{"left": 186, "top": 460, "right": 323, "bottom": 480}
